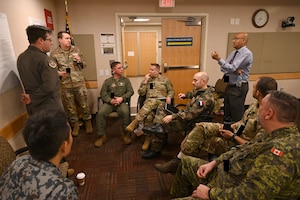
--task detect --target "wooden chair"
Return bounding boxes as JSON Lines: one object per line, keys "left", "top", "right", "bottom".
{"left": 0, "top": 136, "right": 16, "bottom": 176}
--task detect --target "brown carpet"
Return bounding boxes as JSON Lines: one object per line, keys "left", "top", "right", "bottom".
{"left": 67, "top": 116, "right": 185, "bottom": 200}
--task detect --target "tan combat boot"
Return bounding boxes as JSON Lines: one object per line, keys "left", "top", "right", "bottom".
{"left": 85, "top": 120, "right": 93, "bottom": 134}
{"left": 94, "top": 135, "right": 107, "bottom": 148}
{"left": 142, "top": 135, "right": 151, "bottom": 151}
{"left": 125, "top": 119, "right": 139, "bottom": 132}
{"left": 154, "top": 157, "right": 180, "bottom": 175}
{"left": 123, "top": 131, "right": 132, "bottom": 145}
{"left": 72, "top": 122, "right": 80, "bottom": 137}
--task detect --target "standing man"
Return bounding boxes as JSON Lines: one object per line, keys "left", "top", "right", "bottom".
{"left": 142, "top": 72, "right": 216, "bottom": 159}
{"left": 0, "top": 110, "right": 78, "bottom": 199}
{"left": 170, "top": 90, "right": 300, "bottom": 199}
{"left": 51, "top": 31, "right": 93, "bottom": 137}
{"left": 17, "top": 25, "right": 74, "bottom": 178}
{"left": 95, "top": 61, "right": 134, "bottom": 147}
{"left": 17, "top": 25, "right": 63, "bottom": 115}
{"left": 125, "top": 63, "right": 174, "bottom": 145}
{"left": 211, "top": 32, "right": 253, "bottom": 122}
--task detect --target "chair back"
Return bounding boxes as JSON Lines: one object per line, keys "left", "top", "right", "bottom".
{"left": 0, "top": 136, "right": 16, "bottom": 176}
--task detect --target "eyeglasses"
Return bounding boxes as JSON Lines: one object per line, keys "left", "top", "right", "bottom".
{"left": 45, "top": 38, "right": 53, "bottom": 42}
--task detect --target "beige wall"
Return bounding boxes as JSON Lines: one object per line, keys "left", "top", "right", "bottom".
{"left": 1, "top": 0, "right": 300, "bottom": 137}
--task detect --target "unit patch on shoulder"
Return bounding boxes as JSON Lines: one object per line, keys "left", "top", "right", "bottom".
{"left": 271, "top": 147, "right": 283, "bottom": 157}
{"left": 48, "top": 59, "right": 57, "bottom": 68}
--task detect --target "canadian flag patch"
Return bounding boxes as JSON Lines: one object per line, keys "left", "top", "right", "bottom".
{"left": 271, "top": 147, "right": 283, "bottom": 157}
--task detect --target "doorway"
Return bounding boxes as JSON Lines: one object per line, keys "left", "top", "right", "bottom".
{"left": 115, "top": 13, "right": 208, "bottom": 108}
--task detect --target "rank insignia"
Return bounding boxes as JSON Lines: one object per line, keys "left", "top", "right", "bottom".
{"left": 271, "top": 147, "right": 283, "bottom": 157}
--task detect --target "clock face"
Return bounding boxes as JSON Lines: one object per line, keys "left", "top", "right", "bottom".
{"left": 252, "top": 9, "right": 269, "bottom": 28}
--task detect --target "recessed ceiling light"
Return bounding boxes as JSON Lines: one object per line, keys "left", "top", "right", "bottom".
{"left": 133, "top": 18, "right": 150, "bottom": 22}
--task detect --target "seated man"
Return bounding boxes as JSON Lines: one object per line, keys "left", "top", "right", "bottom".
{"left": 142, "top": 72, "right": 216, "bottom": 159}
{"left": 0, "top": 110, "right": 78, "bottom": 199}
{"left": 95, "top": 61, "right": 134, "bottom": 147}
{"left": 155, "top": 77, "right": 278, "bottom": 173}
{"left": 125, "top": 63, "right": 174, "bottom": 144}
{"left": 170, "top": 90, "right": 300, "bottom": 199}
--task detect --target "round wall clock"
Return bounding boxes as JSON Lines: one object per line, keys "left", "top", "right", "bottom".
{"left": 252, "top": 9, "right": 269, "bottom": 28}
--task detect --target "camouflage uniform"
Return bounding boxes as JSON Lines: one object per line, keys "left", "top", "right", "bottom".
{"left": 96, "top": 76, "right": 134, "bottom": 135}
{"left": 0, "top": 155, "right": 78, "bottom": 199}
{"left": 181, "top": 101, "right": 263, "bottom": 156}
{"left": 151, "top": 86, "right": 216, "bottom": 152}
{"left": 50, "top": 45, "right": 91, "bottom": 124}
{"left": 171, "top": 125, "right": 300, "bottom": 199}
{"left": 135, "top": 74, "right": 174, "bottom": 122}
{"left": 17, "top": 45, "right": 63, "bottom": 115}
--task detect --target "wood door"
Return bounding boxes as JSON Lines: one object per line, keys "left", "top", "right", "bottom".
{"left": 162, "top": 18, "right": 201, "bottom": 104}
{"left": 123, "top": 31, "right": 157, "bottom": 76}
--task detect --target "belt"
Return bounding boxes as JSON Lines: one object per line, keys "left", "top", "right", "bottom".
{"left": 228, "top": 82, "right": 248, "bottom": 86}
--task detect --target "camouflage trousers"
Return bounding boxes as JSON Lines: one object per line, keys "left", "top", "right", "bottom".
{"left": 61, "top": 85, "right": 91, "bottom": 125}
{"left": 181, "top": 122, "right": 236, "bottom": 156}
{"left": 96, "top": 102, "right": 130, "bottom": 136}
{"left": 136, "top": 98, "right": 165, "bottom": 122}
{"left": 170, "top": 156, "right": 218, "bottom": 198}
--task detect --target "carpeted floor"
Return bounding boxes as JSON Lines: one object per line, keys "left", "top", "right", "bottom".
{"left": 67, "top": 116, "right": 185, "bottom": 200}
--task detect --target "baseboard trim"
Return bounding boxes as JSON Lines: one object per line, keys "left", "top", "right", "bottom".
{"left": 0, "top": 112, "right": 28, "bottom": 140}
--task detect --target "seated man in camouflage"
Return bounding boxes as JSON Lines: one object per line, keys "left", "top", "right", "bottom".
{"left": 170, "top": 90, "right": 300, "bottom": 199}
{"left": 141, "top": 72, "right": 216, "bottom": 159}
{"left": 154, "top": 77, "right": 278, "bottom": 174}
{"left": 0, "top": 110, "right": 78, "bottom": 199}
{"left": 125, "top": 63, "right": 174, "bottom": 145}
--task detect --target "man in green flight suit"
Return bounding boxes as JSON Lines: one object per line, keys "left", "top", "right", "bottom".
{"left": 95, "top": 61, "right": 134, "bottom": 147}
{"left": 171, "top": 90, "right": 300, "bottom": 199}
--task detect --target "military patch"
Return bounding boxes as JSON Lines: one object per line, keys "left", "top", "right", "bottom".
{"left": 111, "top": 83, "right": 116, "bottom": 88}
{"left": 48, "top": 59, "right": 57, "bottom": 68}
{"left": 271, "top": 147, "right": 283, "bottom": 157}
{"left": 118, "top": 82, "right": 125, "bottom": 86}
{"left": 198, "top": 100, "right": 205, "bottom": 107}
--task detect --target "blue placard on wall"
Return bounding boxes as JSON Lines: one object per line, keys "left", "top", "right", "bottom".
{"left": 166, "top": 37, "right": 193, "bottom": 46}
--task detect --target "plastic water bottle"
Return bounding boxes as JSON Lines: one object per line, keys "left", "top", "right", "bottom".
{"left": 236, "top": 74, "right": 242, "bottom": 87}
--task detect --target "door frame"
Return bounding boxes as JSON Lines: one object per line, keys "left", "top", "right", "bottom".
{"left": 115, "top": 13, "right": 209, "bottom": 72}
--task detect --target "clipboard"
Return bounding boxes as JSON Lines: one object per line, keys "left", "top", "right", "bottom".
{"left": 165, "top": 103, "right": 179, "bottom": 114}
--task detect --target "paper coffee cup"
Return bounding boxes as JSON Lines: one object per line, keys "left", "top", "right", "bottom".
{"left": 76, "top": 172, "right": 86, "bottom": 186}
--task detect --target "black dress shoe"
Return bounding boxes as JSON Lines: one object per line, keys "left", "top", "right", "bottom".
{"left": 142, "top": 150, "right": 161, "bottom": 159}
{"left": 142, "top": 124, "right": 164, "bottom": 135}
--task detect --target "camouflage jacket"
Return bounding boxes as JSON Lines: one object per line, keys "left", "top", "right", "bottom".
{"left": 174, "top": 86, "right": 215, "bottom": 121}
{"left": 100, "top": 76, "right": 134, "bottom": 104}
{"left": 138, "top": 74, "right": 174, "bottom": 99}
{"left": 210, "top": 125, "right": 300, "bottom": 199}
{"left": 0, "top": 155, "right": 78, "bottom": 199}
{"left": 50, "top": 45, "right": 86, "bottom": 89}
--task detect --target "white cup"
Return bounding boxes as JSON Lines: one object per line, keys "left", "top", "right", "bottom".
{"left": 76, "top": 172, "right": 86, "bottom": 186}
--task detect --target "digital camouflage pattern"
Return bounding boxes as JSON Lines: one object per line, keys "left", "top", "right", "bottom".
{"left": 150, "top": 86, "right": 216, "bottom": 152}
{"left": 0, "top": 155, "right": 78, "bottom": 199}
{"left": 50, "top": 45, "right": 91, "bottom": 124}
{"left": 135, "top": 74, "right": 174, "bottom": 122}
{"left": 181, "top": 101, "right": 262, "bottom": 156}
{"left": 171, "top": 125, "right": 300, "bottom": 199}
{"left": 96, "top": 76, "right": 134, "bottom": 135}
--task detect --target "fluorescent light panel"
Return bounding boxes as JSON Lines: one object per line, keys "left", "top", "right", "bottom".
{"left": 133, "top": 18, "right": 150, "bottom": 22}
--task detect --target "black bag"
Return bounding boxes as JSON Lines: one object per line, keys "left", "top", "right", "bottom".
{"left": 215, "top": 78, "right": 228, "bottom": 95}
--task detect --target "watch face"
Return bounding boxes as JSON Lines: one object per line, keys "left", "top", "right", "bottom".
{"left": 253, "top": 9, "right": 269, "bottom": 28}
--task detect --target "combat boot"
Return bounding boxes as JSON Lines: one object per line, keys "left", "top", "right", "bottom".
{"left": 154, "top": 157, "right": 180, "bottom": 174}
{"left": 94, "top": 135, "right": 107, "bottom": 148}
{"left": 72, "top": 122, "right": 80, "bottom": 137}
{"left": 123, "top": 131, "right": 132, "bottom": 145}
{"left": 125, "top": 119, "right": 139, "bottom": 132}
{"left": 142, "top": 135, "right": 151, "bottom": 151}
{"left": 85, "top": 120, "right": 93, "bottom": 134}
